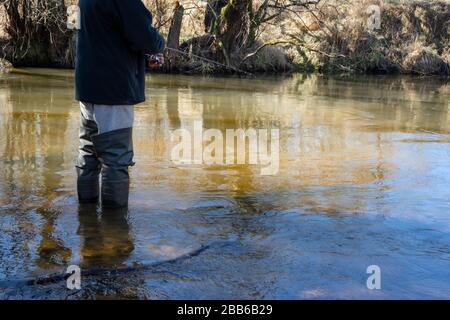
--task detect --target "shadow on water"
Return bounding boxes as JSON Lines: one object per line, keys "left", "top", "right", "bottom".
{"left": 0, "top": 70, "right": 449, "bottom": 299}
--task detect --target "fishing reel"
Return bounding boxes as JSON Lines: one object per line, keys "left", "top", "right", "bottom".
{"left": 146, "top": 54, "right": 162, "bottom": 65}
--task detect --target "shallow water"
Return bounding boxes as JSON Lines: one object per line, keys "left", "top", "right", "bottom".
{"left": 0, "top": 69, "right": 449, "bottom": 299}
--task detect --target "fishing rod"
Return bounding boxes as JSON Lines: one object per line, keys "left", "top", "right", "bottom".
{"left": 148, "top": 47, "right": 254, "bottom": 76}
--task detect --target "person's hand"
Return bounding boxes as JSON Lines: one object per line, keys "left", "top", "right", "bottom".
{"left": 148, "top": 53, "right": 165, "bottom": 69}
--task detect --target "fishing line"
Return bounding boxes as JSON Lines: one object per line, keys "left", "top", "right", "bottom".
{"left": 164, "top": 47, "right": 254, "bottom": 77}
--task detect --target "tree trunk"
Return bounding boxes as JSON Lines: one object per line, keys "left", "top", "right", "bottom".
{"left": 166, "top": 2, "right": 185, "bottom": 70}
{"left": 2, "top": 0, "right": 71, "bottom": 67}
{"left": 204, "top": 0, "right": 227, "bottom": 33}
{"left": 209, "top": 0, "right": 251, "bottom": 66}
{"left": 167, "top": 2, "right": 185, "bottom": 50}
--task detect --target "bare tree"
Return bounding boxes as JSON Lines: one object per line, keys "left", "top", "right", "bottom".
{"left": 203, "top": 0, "right": 321, "bottom": 66}
{"left": 1, "top": 0, "right": 71, "bottom": 66}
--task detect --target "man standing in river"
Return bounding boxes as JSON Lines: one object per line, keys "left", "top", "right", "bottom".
{"left": 75, "top": 0, "right": 165, "bottom": 208}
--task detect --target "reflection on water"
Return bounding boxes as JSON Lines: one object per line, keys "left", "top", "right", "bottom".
{"left": 0, "top": 69, "right": 449, "bottom": 299}
{"left": 78, "top": 206, "right": 134, "bottom": 269}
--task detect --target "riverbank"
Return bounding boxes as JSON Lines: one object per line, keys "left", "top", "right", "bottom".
{"left": 169, "top": 0, "right": 450, "bottom": 75}
{"left": 0, "top": 0, "right": 449, "bottom": 76}
{"left": 301, "top": 0, "right": 450, "bottom": 75}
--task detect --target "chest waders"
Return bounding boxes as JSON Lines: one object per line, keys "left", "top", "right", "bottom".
{"left": 76, "top": 119, "right": 134, "bottom": 208}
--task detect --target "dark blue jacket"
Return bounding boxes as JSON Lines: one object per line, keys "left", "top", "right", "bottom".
{"left": 75, "top": 0, "right": 165, "bottom": 105}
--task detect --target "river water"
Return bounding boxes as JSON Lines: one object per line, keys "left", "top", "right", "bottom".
{"left": 0, "top": 69, "right": 449, "bottom": 299}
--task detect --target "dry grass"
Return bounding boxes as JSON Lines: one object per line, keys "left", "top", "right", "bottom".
{"left": 296, "top": 0, "right": 450, "bottom": 74}
{"left": 156, "top": 0, "right": 450, "bottom": 75}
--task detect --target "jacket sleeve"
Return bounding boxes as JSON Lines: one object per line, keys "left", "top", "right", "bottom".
{"left": 113, "top": 0, "right": 165, "bottom": 54}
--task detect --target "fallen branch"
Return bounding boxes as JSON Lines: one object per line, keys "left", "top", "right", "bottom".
{"left": 240, "top": 39, "right": 296, "bottom": 64}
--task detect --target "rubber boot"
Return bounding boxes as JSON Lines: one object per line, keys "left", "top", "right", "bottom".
{"left": 76, "top": 117, "right": 101, "bottom": 203}
{"left": 92, "top": 128, "right": 134, "bottom": 209}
